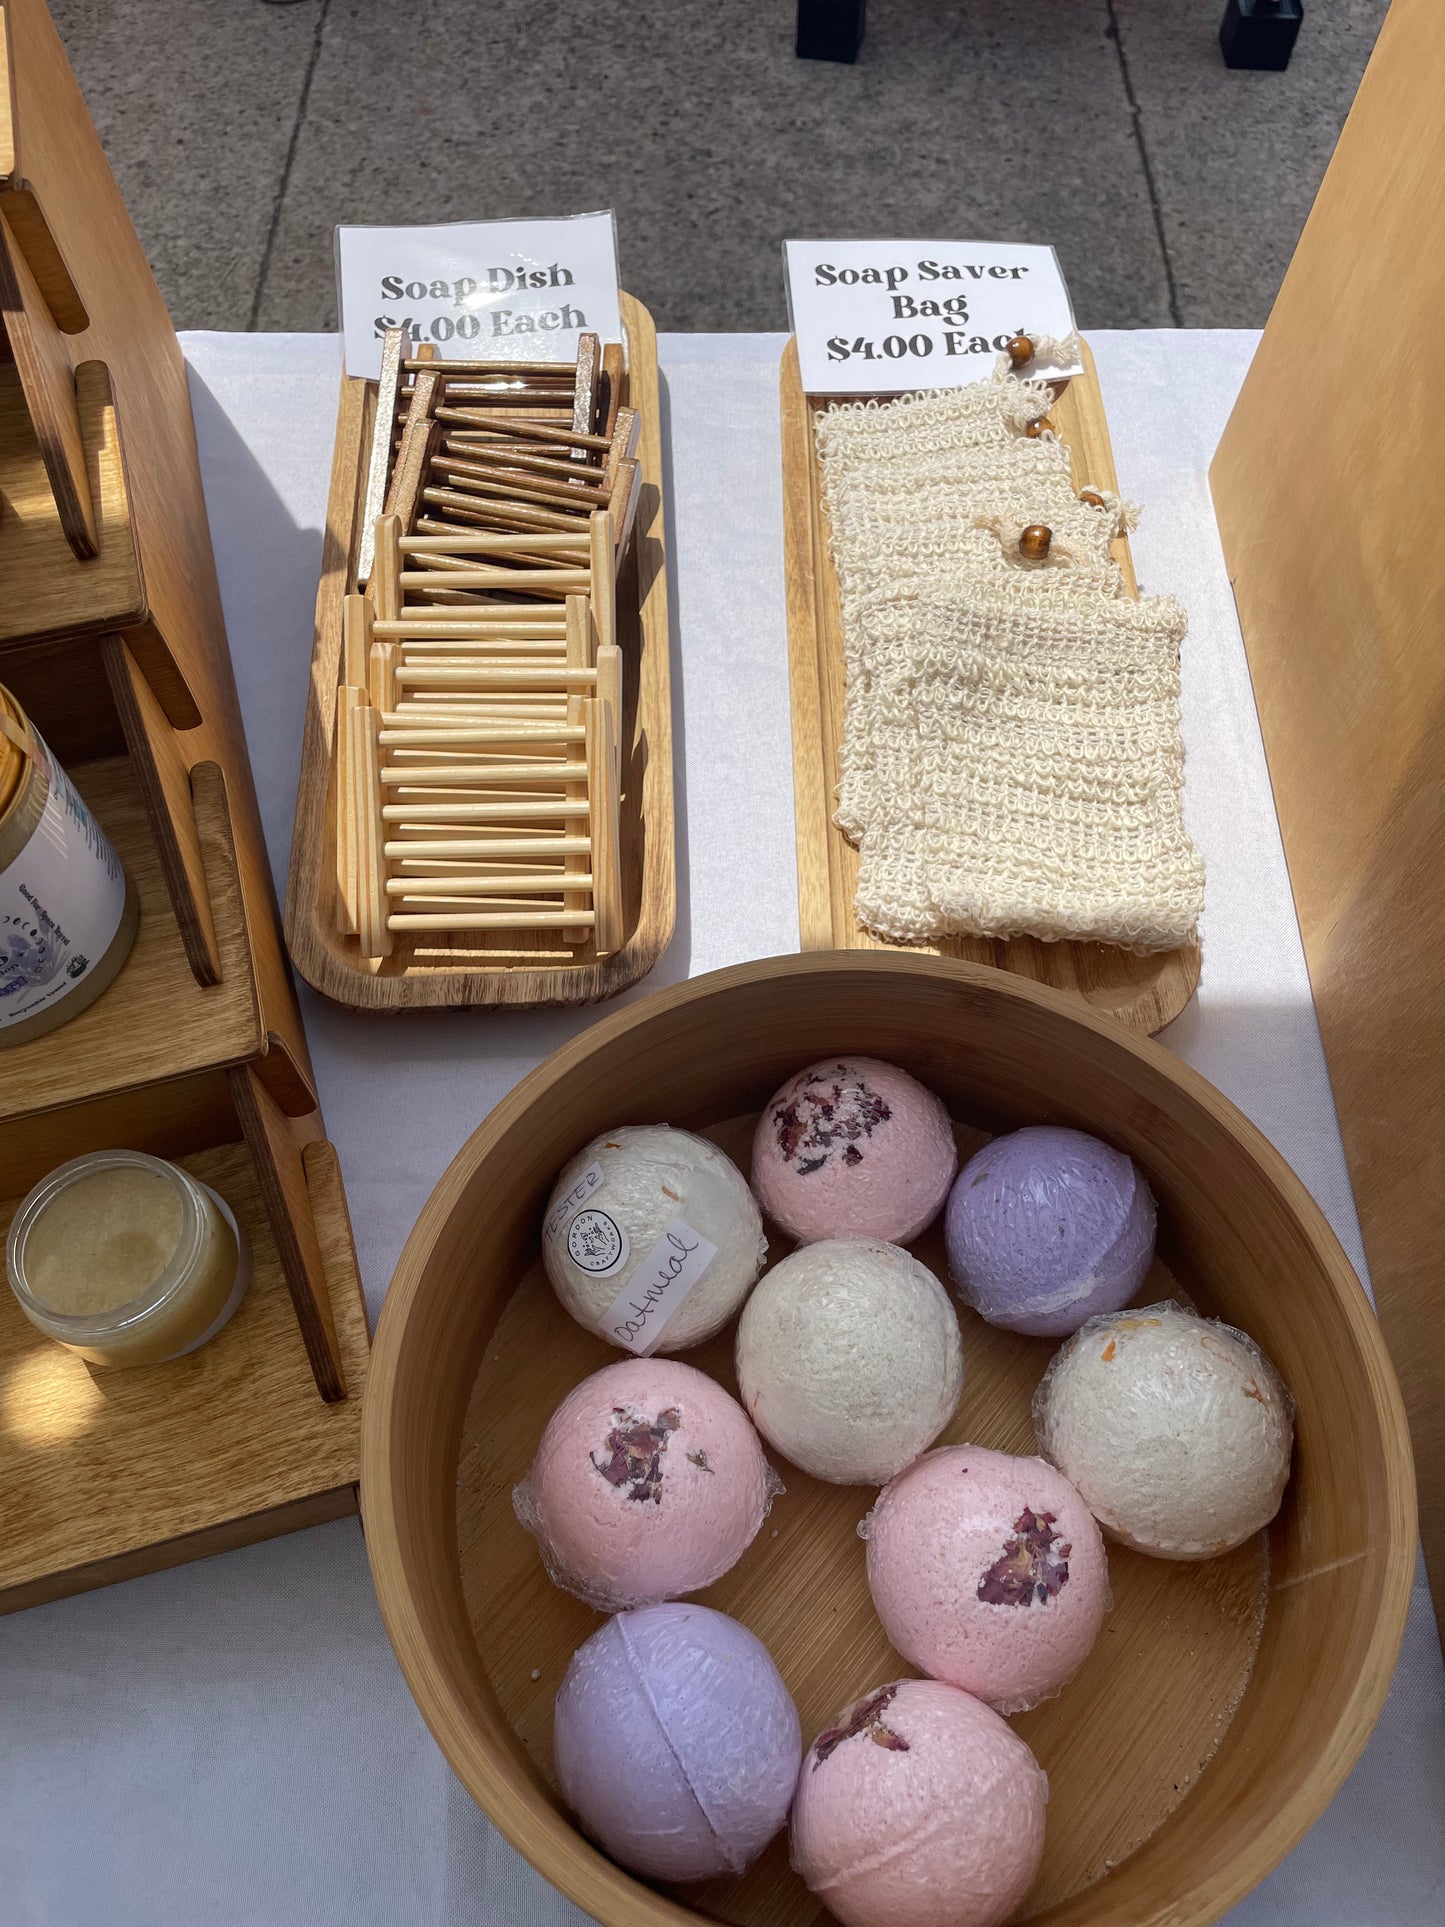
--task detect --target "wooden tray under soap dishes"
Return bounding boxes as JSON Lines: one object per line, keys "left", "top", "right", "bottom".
{"left": 286, "top": 297, "right": 675, "bottom": 1011}
{"left": 780, "top": 336, "right": 1201, "bottom": 1037}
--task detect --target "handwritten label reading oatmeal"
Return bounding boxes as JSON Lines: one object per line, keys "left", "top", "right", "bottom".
{"left": 602, "top": 1221, "right": 719, "bottom": 1357}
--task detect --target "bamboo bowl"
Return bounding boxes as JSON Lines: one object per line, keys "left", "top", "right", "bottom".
{"left": 361, "top": 952, "right": 1415, "bottom": 1927}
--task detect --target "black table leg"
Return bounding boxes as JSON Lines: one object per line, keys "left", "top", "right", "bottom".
{"left": 1219, "top": 0, "right": 1304, "bottom": 71}
{"left": 797, "top": 0, "right": 866, "bottom": 63}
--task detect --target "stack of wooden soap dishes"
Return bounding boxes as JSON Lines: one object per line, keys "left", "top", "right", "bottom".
{"left": 334, "top": 328, "right": 641, "bottom": 964}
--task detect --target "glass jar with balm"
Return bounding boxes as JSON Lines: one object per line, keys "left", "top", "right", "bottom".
{"left": 6, "top": 1151, "right": 252, "bottom": 1366}
{"left": 0, "top": 683, "right": 140, "bottom": 1047}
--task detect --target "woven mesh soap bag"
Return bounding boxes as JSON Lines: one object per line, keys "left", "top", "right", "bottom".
{"left": 839, "top": 584, "right": 1204, "bottom": 953}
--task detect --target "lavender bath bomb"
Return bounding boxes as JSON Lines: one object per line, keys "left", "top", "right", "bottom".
{"left": 736, "top": 1239, "right": 964, "bottom": 1484}
{"left": 543, "top": 1125, "right": 765, "bottom": 1353}
{"left": 554, "top": 1603, "right": 801, "bottom": 1881}
{"left": 752, "top": 1058, "right": 957, "bottom": 1245}
{"left": 864, "top": 1445, "right": 1108, "bottom": 1714}
{"left": 1033, "top": 1302, "right": 1294, "bottom": 1558}
{"left": 514, "top": 1359, "right": 780, "bottom": 1609}
{"left": 791, "top": 1679, "right": 1047, "bottom": 1927}
{"left": 945, "top": 1125, "right": 1156, "bottom": 1337}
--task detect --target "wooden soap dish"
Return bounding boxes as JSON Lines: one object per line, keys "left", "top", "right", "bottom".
{"left": 780, "top": 336, "right": 1201, "bottom": 1036}
{"left": 286, "top": 296, "right": 674, "bottom": 1010}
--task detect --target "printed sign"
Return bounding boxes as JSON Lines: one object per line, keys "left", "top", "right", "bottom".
{"left": 602, "top": 1221, "right": 720, "bottom": 1357}
{"left": 336, "top": 211, "right": 624, "bottom": 380}
{"left": 784, "top": 239, "right": 1079, "bottom": 396}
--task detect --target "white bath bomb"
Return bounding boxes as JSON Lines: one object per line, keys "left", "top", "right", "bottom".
{"left": 1033, "top": 1302, "right": 1294, "bottom": 1559}
{"left": 543, "top": 1126, "right": 765, "bottom": 1353}
{"left": 736, "top": 1240, "right": 963, "bottom": 1484}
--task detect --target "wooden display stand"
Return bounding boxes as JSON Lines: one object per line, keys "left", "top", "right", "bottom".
{"left": 0, "top": 0, "right": 369, "bottom": 1611}
{"left": 1210, "top": 0, "right": 1444, "bottom": 1635}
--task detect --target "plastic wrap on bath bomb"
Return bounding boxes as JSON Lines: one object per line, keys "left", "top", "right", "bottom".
{"left": 945, "top": 1126, "right": 1156, "bottom": 1338}
{"left": 542, "top": 1125, "right": 766, "bottom": 1353}
{"left": 751, "top": 1058, "right": 957, "bottom": 1245}
{"left": 863, "top": 1445, "right": 1108, "bottom": 1714}
{"left": 513, "top": 1358, "right": 782, "bottom": 1609}
{"left": 736, "top": 1239, "right": 963, "bottom": 1484}
{"left": 1033, "top": 1302, "right": 1294, "bottom": 1559}
{"left": 554, "top": 1603, "right": 802, "bottom": 1882}
{"left": 791, "top": 1678, "right": 1047, "bottom": 1927}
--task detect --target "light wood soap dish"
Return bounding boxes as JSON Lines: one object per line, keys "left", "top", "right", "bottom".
{"left": 286, "top": 296, "right": 674, "bottom": 1011}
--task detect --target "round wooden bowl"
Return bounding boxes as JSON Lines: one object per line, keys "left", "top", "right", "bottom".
{"left": 360, "top": 952, "right": 1415, "bottom": 1927}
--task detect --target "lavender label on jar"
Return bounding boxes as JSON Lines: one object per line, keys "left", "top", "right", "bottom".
{"left": 602, "top": 1220, "right": 720, "bottom": 1357}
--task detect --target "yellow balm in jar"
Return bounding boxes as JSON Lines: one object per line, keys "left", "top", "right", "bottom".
{"left": 6, "top": 1151, "right": 252, "bottom": 1366}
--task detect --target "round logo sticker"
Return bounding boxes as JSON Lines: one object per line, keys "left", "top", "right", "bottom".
{"left": 567, "top": 1207, "right": 629, "bottom": 1277}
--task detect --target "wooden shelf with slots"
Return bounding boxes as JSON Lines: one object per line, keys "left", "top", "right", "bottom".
{"left": 0, "top": 0, "right": 369, "bottom": 1612}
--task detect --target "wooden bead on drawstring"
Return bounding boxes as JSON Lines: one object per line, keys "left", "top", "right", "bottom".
{"left": 1019, "top": 525, "right": 1052, "bottom": 562}
{"left": 1024, "top": 417, "right": 1052, "bottom": 439}
{"left": 1005, "top": 333, "right": 1035, "bottom": 369}
{"left": 1080, "top": 488, "right": 1106, "bottom": 509}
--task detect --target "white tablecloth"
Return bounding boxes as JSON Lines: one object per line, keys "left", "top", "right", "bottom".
{"left": 1, "top": 332, "right": 1441, "bottom": 1926}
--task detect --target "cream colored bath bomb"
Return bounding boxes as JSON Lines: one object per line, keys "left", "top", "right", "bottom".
{"left": 543, "top": 1126, "right": 766, "bottom": 1352}
{"left": 1033, "top": 1302, "right": 1294, "bottom": 1559}
{"left": 736, "top": 1240, "right": 963, "bottom": 1484}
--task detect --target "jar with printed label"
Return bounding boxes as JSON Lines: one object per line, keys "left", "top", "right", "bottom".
{"left": 0, "top": 683, "right": 140, "bottom": 1048}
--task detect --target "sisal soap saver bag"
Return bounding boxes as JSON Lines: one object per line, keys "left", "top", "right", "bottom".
{"left": 815, "top": 377, "right": 1126, "bottom": 626}
{"left": 840, "top": 583, "right": 1205, "bottom": 954}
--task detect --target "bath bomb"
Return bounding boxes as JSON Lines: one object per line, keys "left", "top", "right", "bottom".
{"left": 554, "top": 1603, "right": 801, "bottom": 1881}
{"left": 1033, "top": 1302, "right": 1294, "bottom": 1559}
{"left": 543, "top": 1125, "right": 765, "bottom": 1353}
{"left": 736, "top": 1239, "right": 963, "bottom": 1484}
{"left": 513, "top": 1359, "right": 780, "bottom": 1609}
{"left": 945, "top": 1125, "right": 1156, "bottom": 1338}
{"left": 752, "top": 1058, "right": 956, "bottom": 1245}
{"left": 791, "top": 1679, "right": 1046, "bottom": 1927}
{"left": 864, "top": 1445, "right": 1108, "bottom": 1714}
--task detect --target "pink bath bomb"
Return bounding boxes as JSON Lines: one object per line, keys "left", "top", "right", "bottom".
{"left": 791, "top": 1678, "right": 1046, "bottom": 1927}
{"left": 865, "top": 1445, "right": 1108, "bottom": 1714}
{"left": 752, "top": 1057, "right": 957, "bottom": 1245}
{"left": 514, "top": 1359, "right": 779, "bottom": 1609}
{"left": 555, "top": 1603, "right": 801, "bottom": 1881}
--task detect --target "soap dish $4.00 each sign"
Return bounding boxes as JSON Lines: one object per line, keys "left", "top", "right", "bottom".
{"left": 784, "top": 238, "right": 1081, "bottom": 395}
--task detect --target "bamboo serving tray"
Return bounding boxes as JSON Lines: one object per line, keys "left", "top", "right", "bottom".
{"left": 362, "top": 953, "right": 1414, "bottom": 1927}
{"left": 780, "top": 337, "right": 1201, "bottom": 1036}
{"left": 285, "top": 294, "right": 674, "bottom": 1011}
